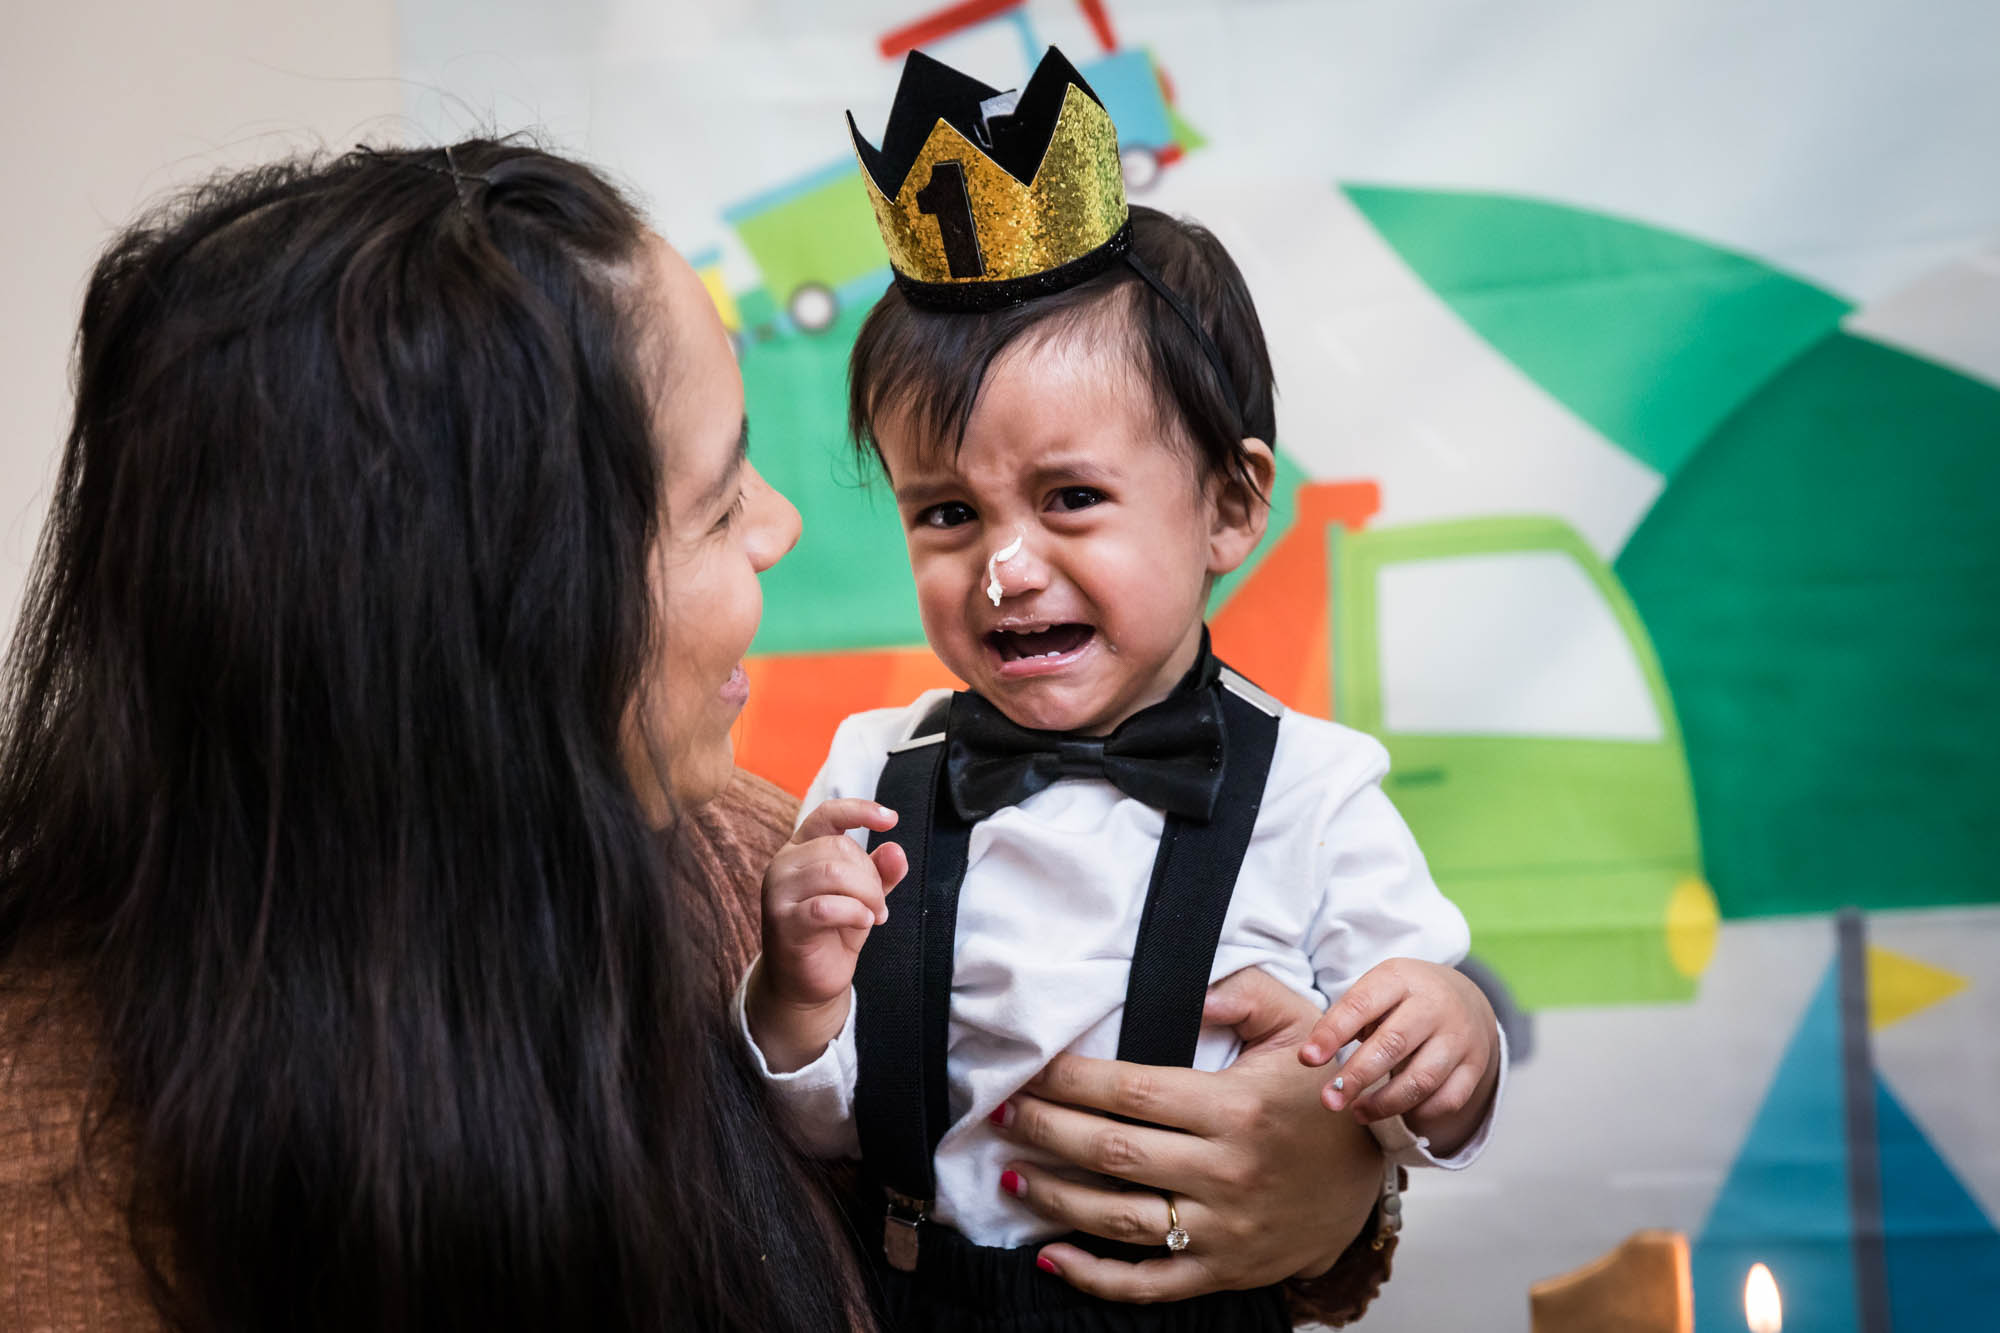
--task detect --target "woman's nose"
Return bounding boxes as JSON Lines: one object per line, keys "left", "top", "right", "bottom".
{"left": 744, "top": 464, "right": 801, "bottom": 572}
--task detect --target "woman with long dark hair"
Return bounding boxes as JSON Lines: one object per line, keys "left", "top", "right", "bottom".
{"left": 0, "top": 139, "right": 1399, "bottom": 1332}
{"left": 0, "top": 140, "right": 851, "bottom": 1331}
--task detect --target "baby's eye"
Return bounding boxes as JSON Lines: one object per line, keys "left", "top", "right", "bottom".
{"left": 917, "top": 501, "right": 976, "bottom": 529}
{"left": 1051, "top": 486, "right": 1105, "bottom": 512}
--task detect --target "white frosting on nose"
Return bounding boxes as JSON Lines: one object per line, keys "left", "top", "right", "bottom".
{"left": 985, "top": 532, "right": 1025, "bottom": 607}
{"left": 986, "top": 538, "right": 1021, "bottom": 605}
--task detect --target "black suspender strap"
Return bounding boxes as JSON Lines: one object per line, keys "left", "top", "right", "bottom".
{"left": 853, "top": 696, "right": 965, "bottom": 1270}
{"left": 1115, "top": 671, "right": 1282, "bottom": 1067}
{"left": 852, "top": 668, "right": 1282, "bottom": 1270}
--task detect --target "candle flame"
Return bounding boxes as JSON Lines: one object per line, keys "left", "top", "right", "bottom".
{"left": 1744, "top": 1262, "right": 1781, "bottom": 1333}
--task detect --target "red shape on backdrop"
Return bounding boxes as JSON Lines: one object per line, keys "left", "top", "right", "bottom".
{"left": 878, "top": 0, "right": 1025, "bottom": 59}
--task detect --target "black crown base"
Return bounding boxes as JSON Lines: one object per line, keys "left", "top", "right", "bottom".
{"left": 893, "top": 223, "right": 1133, "bottom": 313}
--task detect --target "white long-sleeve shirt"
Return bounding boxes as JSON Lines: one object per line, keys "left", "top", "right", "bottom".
{"left": 738, "top": 685, "right": 1506, "bottom": 1248}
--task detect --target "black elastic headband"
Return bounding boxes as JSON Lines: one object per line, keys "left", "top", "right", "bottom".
{"left": 1122, "top": 251, "right": 1247, "bottom": 443}
{"left": 894, "top": 222, "right": 1248, "bottom": 440}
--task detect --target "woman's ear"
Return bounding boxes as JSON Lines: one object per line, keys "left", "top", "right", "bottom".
{"left": 1208, "top": 437, "right": 1277, "bottom": 576}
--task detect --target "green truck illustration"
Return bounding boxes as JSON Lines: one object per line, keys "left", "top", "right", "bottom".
{"left": 1216, "top": 481, "right": 1718, "bottom": 1043}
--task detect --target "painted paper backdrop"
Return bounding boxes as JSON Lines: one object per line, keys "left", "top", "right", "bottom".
{"left": 403, "top": 2, "right": 2000, "bottom": 1327}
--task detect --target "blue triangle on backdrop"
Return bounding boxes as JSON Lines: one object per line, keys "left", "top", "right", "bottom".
{"left": 1878, "top": 1075, "right": 2000, "bottom": 1328}
{"left": 1693, "top": 964, "right": 1857, "bottom": 1333}
{"left": 1693, "top": 959, "right": 2000, "bottom": 1331}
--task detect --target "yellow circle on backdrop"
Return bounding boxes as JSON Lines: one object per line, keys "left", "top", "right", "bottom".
{"left": 1667, "top": 875, "right": 1721, "bottom": 979}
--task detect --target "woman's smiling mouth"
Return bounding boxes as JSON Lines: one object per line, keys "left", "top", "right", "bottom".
{"left": 720, "top": 662, "right": 750, "bottom": 706}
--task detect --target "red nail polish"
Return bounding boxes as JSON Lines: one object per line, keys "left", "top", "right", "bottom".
{"left": 989, "top": 1102, "right": 1011, "bottom": 1128}
{"left": 1001, "top": 1169, "right": 1024, "bottom": 1197}
{"left": 1036, "top": 1255, "right": 1060, "bottom": 1275}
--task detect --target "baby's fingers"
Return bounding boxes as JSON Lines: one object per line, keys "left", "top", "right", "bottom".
{"left": 1346, "top": 1035, "right": 1464, "bottom": 1122}
{"left": 1401, "top": 1059, "right": 1487, "bottom": 1127}
{"left": 1299, "top": 964, "right": 1410, "bottom": 1067}
{"left": 1321, "top": 1000, "right": 1434, "bottom": 1112}
{"left": 871, "top": 840, "right": 909, "bottom": 892}
{"left": 800, "top": 892, "right": 879, "bottom": 933}
{"left": 792, "top": 798, "right": 898, "bottom": 844}
{"left": 771, "top": 850, "right": 892, "bottom": 926}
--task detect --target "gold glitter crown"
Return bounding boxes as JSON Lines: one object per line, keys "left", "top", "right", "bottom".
{"left": 849, "top": 47, "right": 1130, "bottom": 311}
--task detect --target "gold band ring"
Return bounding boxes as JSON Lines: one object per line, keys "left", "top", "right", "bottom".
{"left": 1164, "top": 1196, "right": 1190, "bottom": 1253}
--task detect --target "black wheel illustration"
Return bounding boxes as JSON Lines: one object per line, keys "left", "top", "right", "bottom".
{"left": 1456, "top": 955, "right": 1534, "bottom": 1065}
{"left": 1120, "top": 146, "right": 1163, "bottom": 194}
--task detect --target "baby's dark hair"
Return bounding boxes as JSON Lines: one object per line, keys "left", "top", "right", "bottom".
{"left": 847, "top": 205, "right": 1276, "bottom": 498}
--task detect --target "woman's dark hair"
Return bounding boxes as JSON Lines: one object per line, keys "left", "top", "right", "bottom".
{"left": 0, "top": 140, "right": 851, "bottom": 1332}
{"left": 847, "top": 204, "right": 1276, "bottom": 495}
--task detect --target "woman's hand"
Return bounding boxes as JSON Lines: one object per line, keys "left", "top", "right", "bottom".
{"left": 990, "top": 967, "right": 1382, "bottom": 1302}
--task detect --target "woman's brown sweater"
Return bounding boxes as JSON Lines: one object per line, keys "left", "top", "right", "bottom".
{"left": 0, "top": 770, "right": 1386, "bottom": 1329}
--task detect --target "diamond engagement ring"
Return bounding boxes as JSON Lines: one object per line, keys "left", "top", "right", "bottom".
{"left": 1164, "top": 1196, "right": 1190, "bottom": 1253}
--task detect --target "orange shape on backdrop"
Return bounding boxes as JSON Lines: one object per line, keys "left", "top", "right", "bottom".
{"left": 1210, "top": 481, "right": 1379, "bottom": 717}
{"left": 735, "top": 649, "right": 964, "bottom": 796}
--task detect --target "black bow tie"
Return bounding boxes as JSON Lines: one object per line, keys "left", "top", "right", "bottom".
{"left": 944, "top": 653, "right": 1227, "bottom": 822}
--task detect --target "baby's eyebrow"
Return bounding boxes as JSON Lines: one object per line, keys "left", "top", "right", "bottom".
{"left": 1027, "top": 457, "right": 1121, "bottom": 488}
{"left": 889, "top": 456, "right": 1122, "bottom": 508}
{"left": 891, "top": 476, "right": 957, "bottom": 508}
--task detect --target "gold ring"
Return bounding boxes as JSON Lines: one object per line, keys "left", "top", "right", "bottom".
{"left": 1164, "top": 1196, "right": 1190, "bottom": 1253}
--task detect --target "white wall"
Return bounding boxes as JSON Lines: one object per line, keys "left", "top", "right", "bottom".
{"left": 0, "top": 0, "right": 401, "bottom": 641}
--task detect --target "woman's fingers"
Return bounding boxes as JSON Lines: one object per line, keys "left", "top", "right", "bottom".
{"left": 998, "top": 1091, "right": 1211, "bottom": 1191}
{"left": 1202, "top": 965, "right": 1320, "bottom": 1049}
{"left": 1021, "top": 1053, "right": 1245, "bottom": 1139}
{"left": 1033, "top": 1243, "right": 1226, "bottom": 1305}
{"left": 1002, "top": 1046, "right": 1385, "bottom": 1299}
{"left": 1008, "top": 1005, "right": 1392, "bottom": 1299}
{"left": 999, "top": 1162, "right": 1175, "bottom": 1248}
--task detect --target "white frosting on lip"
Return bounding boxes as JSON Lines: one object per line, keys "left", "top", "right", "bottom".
{"left": 985, "top": 531, "right": 1025, "bottom": 607}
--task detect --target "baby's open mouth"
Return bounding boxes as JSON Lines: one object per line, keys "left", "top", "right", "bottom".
{"left": 986, "top": 623, "right": 1094, "bottom": 662}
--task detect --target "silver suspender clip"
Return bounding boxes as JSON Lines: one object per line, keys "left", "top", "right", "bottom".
{"left": 884, "top": 1187, "right": 929, "bottom": 1272}
{"left": 1372, "top": 1158, "right": 1404, "bottom": 1250}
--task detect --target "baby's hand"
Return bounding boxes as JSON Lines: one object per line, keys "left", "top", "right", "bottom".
{"left": 745, "top": 799, "right": 908, "bottom": 1072}
{"left": 1297, "top": 958, "right": 1500, "bottom": 1153}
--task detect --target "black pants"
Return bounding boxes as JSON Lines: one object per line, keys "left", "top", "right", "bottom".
{"left": 858, "top": 1216, "right": 1290, "bottom": 1333}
